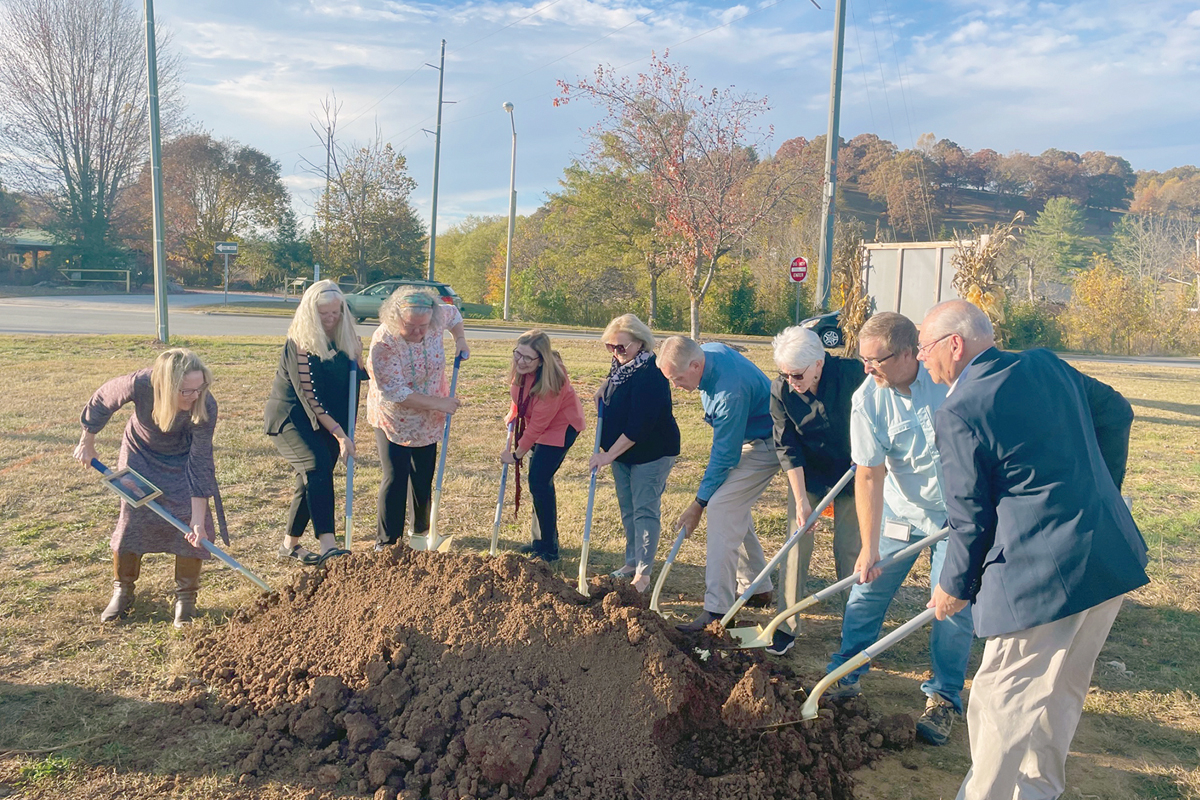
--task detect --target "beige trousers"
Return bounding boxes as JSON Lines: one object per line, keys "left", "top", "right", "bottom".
{"left": 776, "top": 489, "right": 859, "bottom": 635}
{"left": 957, "top": 595, "right": 1125, "bottom": 800}
{"left": 702, "top": 440, "right": 779, "bottom": 614}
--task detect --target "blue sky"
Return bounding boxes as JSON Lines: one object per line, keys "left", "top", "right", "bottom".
{"left": 159, "top": 0, "right": 1200, "bottom": 231}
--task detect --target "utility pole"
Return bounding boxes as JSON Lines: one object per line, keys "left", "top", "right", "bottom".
{"left": 144, "top": 0, "right": 168, "bottom": 342}
{"left": 426, "top": 39, "right": 446, "bottom": 281}
{"left": 816, "top": 0, "right": 848, "bottom": 313}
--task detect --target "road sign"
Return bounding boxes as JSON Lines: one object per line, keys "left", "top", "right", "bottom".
{"left": 215, "top": 242, "right": 238, "bottom": 255}
{"left": 790, "top": 256, "right": 809, "bottom": 283}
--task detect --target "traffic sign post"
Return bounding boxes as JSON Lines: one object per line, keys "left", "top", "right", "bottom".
{"left": 790, "top": 256, "right": 809, "bottom": 324}
{"left": 215, "top": 242, "right": 238, "bottom": 305}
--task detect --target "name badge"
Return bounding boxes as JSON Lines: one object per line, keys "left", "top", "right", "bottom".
{"left": 883, "top": 519, "right": 912, "bottom": 542}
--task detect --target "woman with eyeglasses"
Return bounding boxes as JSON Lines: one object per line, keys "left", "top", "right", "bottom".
{"left": 73, "top": 348, "right": 228, "bottom": 627}
{"left": 368, "top": 286, "right": 469, "bottom": 550}
{"left": 502, "top": 330, "right": 585, "bottom": 563}
{"left": 264, "top": 280, "right": 363, "bottom": 565}
{"left": 588, "top": 314, "right": 680, "bottom": 591}
{"left": 768, "top": 325, "right": 865, "bottom": 652}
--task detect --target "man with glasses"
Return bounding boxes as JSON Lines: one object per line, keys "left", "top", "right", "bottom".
{"left": 920, "top": 299, "right": 1147, "bottom": 800}
{"left": 822, "top": 312, "right": 975, "bottom": 746}
{"left": 658, "top": 335, "right": 779, "bottom": 633}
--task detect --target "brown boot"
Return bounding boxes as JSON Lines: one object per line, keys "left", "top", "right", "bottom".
{"left": 173, "top": 556, "right": 202, "bottom": 628}
{"left": 100, "top": 552, "right": 142, "bottom": 622}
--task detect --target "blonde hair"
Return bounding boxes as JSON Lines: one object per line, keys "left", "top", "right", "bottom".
{"left": 288, "top": 280, "right": 358, "bottom": 360}
{"left": 601, "top": 313, "right": 656, "bottom": 353}
{"left": 510, "top": 329, "right": 568, "bottom": 397}
{"left": 658, "top": 336, "right": 704, "bottom": 372}
{"left": 150, "top": 348, "right": 213, "bottom": 433}
{"left": 379, "top": 286, "right": 444, "bottom": 335}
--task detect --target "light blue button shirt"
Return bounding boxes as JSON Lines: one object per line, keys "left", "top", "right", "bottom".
{"left": 849, "top": 363, "right": 948, "bottom": 536}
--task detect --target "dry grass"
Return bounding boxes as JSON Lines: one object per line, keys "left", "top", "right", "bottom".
{"left": 1, "top": 336, "right": 1198, "bottom": 798}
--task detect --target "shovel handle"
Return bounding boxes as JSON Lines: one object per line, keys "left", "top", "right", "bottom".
{"left": 90, "top": 459, "right": 271, "bottom": 593}
{"left": 490, "top": 422, "right": 514, "bottom": 556}
{"left": 577, "top": 400, "right": 604, "bottom": 597}
{"left": 719, "top": 465, "right": 856, "bottom": 628}
{"left": 427, "top": 354, "right": 463, "bottom": 550}
{"left": 650, "top": 525, "right": 687, "bottom": 613}
{"left": 346, "top": 365, "right": 358, "bottom": 552}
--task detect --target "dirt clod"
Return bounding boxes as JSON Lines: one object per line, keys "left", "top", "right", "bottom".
{"left": 194, "top": 548, "right": 909, "bottom": 798}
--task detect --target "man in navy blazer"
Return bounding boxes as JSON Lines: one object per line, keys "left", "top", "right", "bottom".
{"left": 919, "top": 300, "right": 1148, "bottom": 800}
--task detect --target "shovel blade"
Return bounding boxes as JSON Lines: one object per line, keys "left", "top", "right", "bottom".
{"left": 725, "top": 624, "right": 772, "bottom": 649}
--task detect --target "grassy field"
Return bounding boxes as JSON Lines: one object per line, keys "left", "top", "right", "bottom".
{"left": 0, "top": 335, "right": 1197, "bottom": 799}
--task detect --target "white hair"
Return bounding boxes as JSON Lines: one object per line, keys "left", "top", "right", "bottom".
{"left": 772, "top": 326, "right": 826, "bottom": 372}
{"left": 288, "top": 280, "right": 358, "bottom": 360}
{"left": 924, "top": 300, "right": 995, "bottom": 345}
{"left": 658, "top": 336, "right": 704, "bottom": 371}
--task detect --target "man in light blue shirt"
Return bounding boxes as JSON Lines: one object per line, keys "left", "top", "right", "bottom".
{"left": 659, "top": 336, "right": 779, "bottom": 632}
{"left": 824, "top": 312, "right": 974, "bottom": 746}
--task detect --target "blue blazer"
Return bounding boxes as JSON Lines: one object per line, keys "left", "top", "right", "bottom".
{"left": 935, "top": 347, "right": 1148, "bottom": 638}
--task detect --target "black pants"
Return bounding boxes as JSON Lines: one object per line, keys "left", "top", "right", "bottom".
{"left": 527, "top": 425, "right": 579, "bottom": 559}
{"left": 271, "top": 421, "right": 340, "bottom": 539}
{"left": 376, "top": 428, "right": 437, "bottom": 545}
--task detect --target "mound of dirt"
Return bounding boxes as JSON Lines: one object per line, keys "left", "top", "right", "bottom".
{"left": 191, "top": 548, "right": 913, "bottom": 800}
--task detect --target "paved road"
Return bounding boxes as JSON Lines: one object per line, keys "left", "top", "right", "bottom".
{"left": 3, "top": 292, "right": 1199, "bottom": 368}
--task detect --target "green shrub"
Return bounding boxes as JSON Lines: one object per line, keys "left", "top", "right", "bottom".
{"left": 1002, "top": 301, "right": 1064, "bottom": 350}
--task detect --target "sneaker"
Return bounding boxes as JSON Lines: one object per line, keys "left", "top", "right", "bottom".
{"left": 765, "top": 630, "right": 795, "bottom": 656}
{"left": 823, "top": 676, "right": 861, "bottom": 700}
{"left": 916, "top": 695, "right": 960, "bottom": 746}
{"left": 744, "top": 590, "right": 774, "bottom": 608}
{"left": 676, "top": 610, "right": 722, "bottom": 633}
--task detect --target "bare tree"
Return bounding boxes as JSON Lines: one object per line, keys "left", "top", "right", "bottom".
{"left": 0, "top": 0, "right": 180, "bottom": 267}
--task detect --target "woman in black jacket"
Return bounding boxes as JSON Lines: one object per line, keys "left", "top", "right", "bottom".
{"left": 589, "top": 314, "right": 681, "bottom": 592}
{"left": 264, "top": 280, "right": 364, "bottom": 564}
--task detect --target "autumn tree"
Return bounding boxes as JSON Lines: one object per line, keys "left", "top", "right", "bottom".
{"left": 1131, "top": 167, "right": 1200, "bottom": 221}
{"left": 1063, "top": 255, "right": 1151, "bottom": 355}
{"left": 558, "top": 53, "right": 799, "bottom": 338}
{"left": 0, "top": 0, "right": 181, "bottom": 267}
{"left": 436, "top": 215, "right": 508, "bottom": 305}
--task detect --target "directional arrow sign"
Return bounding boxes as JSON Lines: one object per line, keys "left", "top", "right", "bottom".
{"left": 215, "top": 241, "right": 239, "bottom": 255}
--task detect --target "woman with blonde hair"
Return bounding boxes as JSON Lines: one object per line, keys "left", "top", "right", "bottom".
{"left": 589, "top": 314, "right": 679, "bottom": 591}
{"left": 367, "top": 286, "right": 469, "bottom": 549}
{"left": 264, "top": 280, "right": 363, "bottom": 564}
{"left": 74, "top": 348, "right": 228, "bottom": 627}
{"left": 502, "top": 330, "right": 585, "bottom": 563}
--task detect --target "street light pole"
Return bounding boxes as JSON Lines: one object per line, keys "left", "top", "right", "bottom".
{"left": 503, "top": 102, "right": 517, "bottom": 321}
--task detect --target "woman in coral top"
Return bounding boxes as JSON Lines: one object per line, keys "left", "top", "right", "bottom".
{"left": 502, "top": 330, "right": 585, "bottom": 563}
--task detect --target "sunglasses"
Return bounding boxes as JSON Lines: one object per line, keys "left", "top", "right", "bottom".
{"left": 605, "top": 341, "right": 639, "bottom": 356}
{"left": 778, "top": 369, "right": 810, "bottom": 383}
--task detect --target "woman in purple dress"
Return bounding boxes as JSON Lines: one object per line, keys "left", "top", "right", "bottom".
{"left": 73, "top": 348, "right": 228, "bottom": 628}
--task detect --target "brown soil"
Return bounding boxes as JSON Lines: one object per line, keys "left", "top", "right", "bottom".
{"left": 191, "top": 549, "right": 916, "bottom": 800}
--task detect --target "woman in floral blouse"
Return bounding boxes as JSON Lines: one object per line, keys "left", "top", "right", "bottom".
{"left": 367, "top": 287, "right": 469, "bottom": 549}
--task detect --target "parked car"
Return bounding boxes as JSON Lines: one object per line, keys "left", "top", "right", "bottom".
{"left": 344, "top": 279, "right": 463, "bottom": 322}
{"left": 800, "top": 309, "right": 844, "bottom": 348}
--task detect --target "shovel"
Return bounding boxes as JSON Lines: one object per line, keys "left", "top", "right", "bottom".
{"left": 577, "top": 400, "right": 604, "bottom": 597}
{"left": 801, "top": 608, "right": 937, "bottom": 720}
{"left": 413, "top": 353, "right": 462, "bottom": 553}
{"left": 345, "top": 365, "right": 358, "bottom": 552}
{"left": 718, "top": 466, "right": 856, "bottom": 638}
{"left": 649, "top": 525, "right": 687, "bottom": 613}
{"left": 729, "top": 527, "right": 950, "bottom": 648}
{"left": 90, "top": 458, "right": 270, "bottom": 593}
{"left": 489, "top": 422, "right": 515, "bottom": 556}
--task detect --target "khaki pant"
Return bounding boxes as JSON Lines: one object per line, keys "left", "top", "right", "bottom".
{"left": 702, "top": 440, "right": 779, "bottom": 615}
{"left": 776, "top": 489, "right": 859, "bottom": 635}
{"left": 957, "top": 595, "right": 1125, "bottom": 800}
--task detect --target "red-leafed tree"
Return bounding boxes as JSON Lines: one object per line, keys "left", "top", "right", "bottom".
{"left": 557, "top": 53, "right": 798, "bottom": 338}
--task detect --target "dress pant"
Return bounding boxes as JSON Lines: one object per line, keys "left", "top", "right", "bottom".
{"left": 776, "top": 487, "right": 860, "bottom": 635}
{"left": 271, "top": 421, "right": 340, "bottom": 538}
{"left": 612, "top": 455, "right": 676, "bottom": 577}
{"left": 375, "top": 429, "right": 437, "bottom": 545}
{"left": 957, "top": 595, "right": 1125, "bottom": 800}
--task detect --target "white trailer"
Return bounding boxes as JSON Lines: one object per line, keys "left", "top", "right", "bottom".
{"left": 862, "top": 240, "right": 967, "bottom": 322}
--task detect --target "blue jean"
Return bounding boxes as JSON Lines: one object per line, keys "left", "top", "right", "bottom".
{"left": 612, "top": 455, "right": 675, "bottom": 575}
{"left": 826, "top": 522, "right": 975, "bottom": 712}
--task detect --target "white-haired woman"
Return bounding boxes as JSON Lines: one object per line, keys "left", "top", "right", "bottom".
{"left": 367, "top": 286, "right": 469, "bottom": 549}
{"left": 769, "top": 325, "right": 864, "bottom": 653}
{"left": 74, "top": 348, "right": 228, "bottom": 627}
{"left": 265, "top": 280, "right": 363, "bottom": 565}
{"left": 589, "top": 314, "right": 679, "bottom": 591}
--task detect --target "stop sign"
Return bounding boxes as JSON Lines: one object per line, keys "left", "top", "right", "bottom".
{"left": 790, "top": 256, "right": 808, "bottom": 283}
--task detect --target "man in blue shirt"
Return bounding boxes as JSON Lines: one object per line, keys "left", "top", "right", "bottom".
{"left": 658, "top": 336, "right": 779, "bottom": 632}
{"left": 824, "top": 312, "right": 974, "bottom": 745}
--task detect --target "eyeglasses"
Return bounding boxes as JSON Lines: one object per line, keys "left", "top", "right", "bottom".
{"left": 179, "top": 384, "right": 208, "bottom": 398}
{"left": 861, "top": 352, "right": 895, "bottom": 369}
{"left": 605, "top": 341, "right": 638, "bottom": 356}
{"left": 512, "top": 349, "right": 540, "bottom": 364}
{"left": 917, "top": 333, "right": 955, "bottom": 357}
{"left": 778, "top": 368, "right": 811, "bottom": 384}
